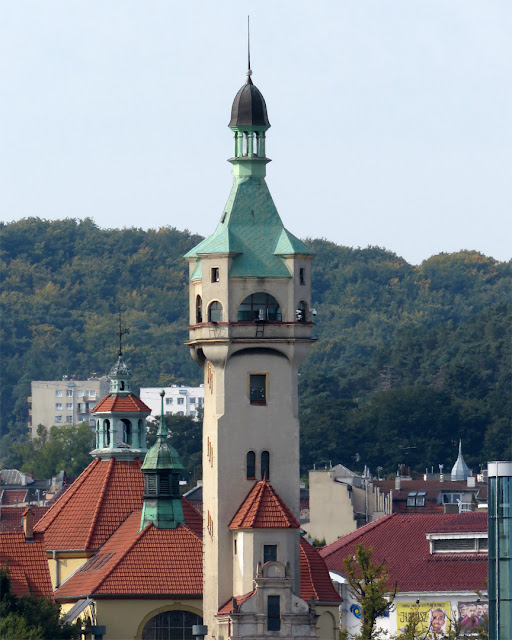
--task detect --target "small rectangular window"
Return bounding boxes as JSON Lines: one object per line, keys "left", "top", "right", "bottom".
{"left": 250, "top": 374, "right": 267, "bottom": 405}
{"left": 55, "top": 416, "right": 62, "bottom": 423}
{"left": 267, "top": 596, "right": 280, "bottom": 631}
{"left": 88, "top": 390, "right": 96, "bottom": 398}
{"left": 66, "top": 416, "right": 73, "bottom": 423}
{"left": 189, "top": 397, "right": 196, "bottom": 404}
{"left": 78, "top": 390, "right": 84, "bottom": 397}
{"left": 66, "top": 389, "right": 73, "bottom": 397}
{"left": 264, "top": 545, "right": 277, "bottom": 563}
{"left": 56, "top": 390, "right": 63, "bottom": 397}
{"left": 177, "top": 397, "right": 184, "bottom": 405}
{"left": 299, "top": 267, "right": 306, "bottom": 285}
{"left": 55, "top": 403, "right": 62, "bottom": 410}
{"left": 166, "top": 398, "right": 173, "bottom": 405}
{"left": 66, "top": 403, "right": 72, "bottom": 410}
{"left": 211, "top": 267, "right": 220, "bottom": 282}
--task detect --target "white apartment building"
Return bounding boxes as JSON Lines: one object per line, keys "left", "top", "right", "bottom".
{"left": 29, "top": 377, "right": 110, "bottom": 438}
{"left": 139, "top": 385, "right": 204, "bottom": 420}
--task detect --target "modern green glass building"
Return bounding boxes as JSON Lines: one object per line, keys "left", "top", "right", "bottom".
{"left": 488, "top": 461, "right": 512, "bottom": 639}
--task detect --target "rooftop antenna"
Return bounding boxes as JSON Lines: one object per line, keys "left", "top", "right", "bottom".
{"left": 246, "top": 16, "right": 253, "bottom": 83}
{"left": 117, "top": 308, "right": 129, "bottom": 356}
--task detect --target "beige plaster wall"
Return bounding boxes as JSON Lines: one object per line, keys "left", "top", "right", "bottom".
{"left": 316, "top": 607, "right": 340, "bottom": 640}
{"left": 91, "top": 598, "right": 203, "bottom": 640}
{"left": 47, "top": 553, "right": 90, "bottom": 590}
{"left": 304, "top": 471, "right": 358, "bottom": 545}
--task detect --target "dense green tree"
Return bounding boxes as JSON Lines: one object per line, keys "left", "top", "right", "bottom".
{"left": 0, "top": 568, "right": 80, "bottom": 640}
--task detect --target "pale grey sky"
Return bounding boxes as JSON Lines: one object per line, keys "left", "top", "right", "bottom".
{"left": 1, "top": 1, "right": 510, "bottom": 264}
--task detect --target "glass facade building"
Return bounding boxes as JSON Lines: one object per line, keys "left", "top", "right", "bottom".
{"left": 488, "top": 461, "right": 512, "bottom": 640}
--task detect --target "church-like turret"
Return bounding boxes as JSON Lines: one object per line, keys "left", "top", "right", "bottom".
{"left": 140, "top": 390, "right": 185, "bottom": 530}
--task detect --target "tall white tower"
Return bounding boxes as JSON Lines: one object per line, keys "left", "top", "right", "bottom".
{"left": 186, "top": 66, "right": 315, "bottom": 639}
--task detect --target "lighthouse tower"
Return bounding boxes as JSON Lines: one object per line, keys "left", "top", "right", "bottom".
{"left": 186, "top": 64, "right": 316, "bottom": 638}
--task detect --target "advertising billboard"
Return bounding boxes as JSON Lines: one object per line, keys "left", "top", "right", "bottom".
{"left": 396, "top": 601, "right": 451, "bottom": 638}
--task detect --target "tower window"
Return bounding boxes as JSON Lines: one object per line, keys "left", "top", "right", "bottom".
{"left": 267, "top": 596, "right": 280, "bottom": 631}
{"left": 145, "top": 474, "right": 157, "bottom": 495}
{"left": 238, "top": 293, "right": 282, "bottom": 322}
{"left": 299, "top": 267, "right": 306, "bottom": 285}
{"left": 160, "top": 476, "right": 170, "bottom": 495}
{"left": 246, "top": 451, "right": 256, "bottom": 479}
{"left": 261, "top": 451, "right": 270, "bottom": 480}
{"left": 264, "top": 544, "right": 277, "bottom": 563}
{"left": 250, "top": 374, "right": 267, "bottom": 405}
{"left": 211, "top": 267, "right": 220, "bottom": 283}
{"left": 296, "top": 300, "right": 307, "bottom": 323}
{"left": 196, "top": 295, "right": 203, "bottom": 323}
{"left": 208, "top": 301, "right": 223, "bottom": 323}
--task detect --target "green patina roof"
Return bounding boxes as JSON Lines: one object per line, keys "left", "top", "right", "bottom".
{"left": 185, "top": 176, "right": 314, "bottom": 279}
{"left": 141, "top": 440, "right": 184, "bottom": 471}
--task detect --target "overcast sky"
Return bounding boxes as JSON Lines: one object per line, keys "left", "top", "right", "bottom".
{"left": 1, "top": 1, "right": 510, "bottom": 264}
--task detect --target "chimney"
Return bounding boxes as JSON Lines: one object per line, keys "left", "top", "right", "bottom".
{"left": 22, "top": 508, "right": 34, "bottom": 541}
{"left": 395, "top": 474, "right": 401, "bottom": 491}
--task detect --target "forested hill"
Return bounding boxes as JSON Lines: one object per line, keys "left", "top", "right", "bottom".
{"left": 1, "top": 218, "right": 510, "bottom": 475}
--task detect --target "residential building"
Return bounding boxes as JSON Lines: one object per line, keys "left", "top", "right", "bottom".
{"left": 304, "top": 464, "right": 393, "bottom": 545}
{"left": 140, "top": 385, "right": 204, "bottom": 420}
{"left": 321, "top": 512, "right": 488, "bottom": 638}
{"left": 29, "top": 377, "right": 110, "bottom": 437}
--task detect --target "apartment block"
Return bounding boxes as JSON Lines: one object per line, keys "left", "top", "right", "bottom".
{"left": 29, "top": 377, "right": 110, "bottom": 438}
{"left": 139, "top": 385, "right": 204, "bottom": 420}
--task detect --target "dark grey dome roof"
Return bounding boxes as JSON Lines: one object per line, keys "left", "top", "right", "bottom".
{"left": 229, "top": 76, "right": 270, "bottom": 128}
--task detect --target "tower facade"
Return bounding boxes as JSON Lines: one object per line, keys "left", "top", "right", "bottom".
{"left": 186, "top": 68, "right": 315, "bottom": 637}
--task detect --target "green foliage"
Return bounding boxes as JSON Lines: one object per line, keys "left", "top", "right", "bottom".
{"left": 3, "top": 424, "right": 95, "bottom": 479}
{"left": 342, "top": 544, "right": 396, "bottom": 640}
{"left": 1, "top": 219, "right": 510, "bottom": 477}
{"left": 0, "top": 567, "right": 80, "bottom": 640}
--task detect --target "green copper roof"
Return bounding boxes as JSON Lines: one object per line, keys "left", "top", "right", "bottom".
{"left": 141, "top": 400, "right": 184, "bottom": 472}
{"left": 185, "top": 176, "right": 314, "bottom": 279}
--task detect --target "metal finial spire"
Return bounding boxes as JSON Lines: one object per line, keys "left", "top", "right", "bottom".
{"left": 158, "top": 389, "right": 168, "bottom": 441}
{"left": 117, "top": 308, "right": 129, "bottom": 356}
{"left": 246, "top": 16, "right": 253, "bottom": 84}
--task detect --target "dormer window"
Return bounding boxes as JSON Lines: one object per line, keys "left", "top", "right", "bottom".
{"left": 407, "top": 492, "right": 426, "bottom": 507}
{"left": 427, "top": 533, "right": 488, "bottom": 554}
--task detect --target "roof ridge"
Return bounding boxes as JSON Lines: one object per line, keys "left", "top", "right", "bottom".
{"left": 35, "top": 458, "right": 100, "bottom": 533}
{"left": 84, "top": 457, "right": 115, "bottom": 549}
{"left": 300, "top": 539, "right": 317, "bottom": 600}
{"left": 267, "top": 482, "right": 295, "bottom": 526}
{"left": 88, "top": 516, "right": 150, "bottom": 594}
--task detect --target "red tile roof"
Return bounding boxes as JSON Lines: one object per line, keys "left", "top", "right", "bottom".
{"left": 300, "top": 538, "right": 342, "bottom": 604}
{"left": 182, "top": 498, "right": 203, "bottom": 538}
{"left": 1, "top": 489, "right": 28, "bottom": 505}
{"left": 229, "top": 480, "right": 300, "bottom": 530}
{"left": 218, "top": 591, "right": 256, "bottom": 615}
{"left": 0, "top": 532, "right": 53, "bottom": 598}
{"left": 0, "top": 506, "right": 49, "bottom": 533}
{"left": 55, "top": 511, "right": 202, "bottom": 599}
{"left": 92, "top": 394, "right": 151, "bottom": 413}
{"left": 320, "top": 513, "right": 487, "bottom": 593}
{"left": 34, "top": 458, "right": 145, "bottom": 551}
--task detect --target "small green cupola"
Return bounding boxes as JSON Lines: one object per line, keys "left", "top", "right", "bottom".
{"left": 140, "top": 390, "right": 185, "bottom": 531}
{"left": 228, "top": 66, "right": 271, "bottom": 179}
{"left": 108, "top": 356, "right": 133, "bottom": 394}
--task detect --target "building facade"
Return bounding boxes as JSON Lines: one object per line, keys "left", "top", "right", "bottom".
{"left": 140, "top": 385, "right": 204, "bottom": 420}
{"left": 29, "top": 378, "right": 110, "bottom": 437}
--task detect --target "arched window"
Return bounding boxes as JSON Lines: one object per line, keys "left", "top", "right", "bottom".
{"left": 138, "top": 419, "right": 145, "bottom": 448}
{"left": 196, "top": 295, "right": 202, "bottom": 323}
{"left": 247, "top": 451, "right": 256, "bottom": 479}
{"left": 103, "top": 419, "right": 110, "bottom": 447}
{"left": 121, "top": 419, "right": 132, "bottom": 445}
{"left": 142, "top": 610, "right": 202, "bottom": 640}
{"left": 296, "top": 300, "right": 307, "bottom": 323}
{"left": 261, "top": 450, "right": 270, "bottom": 480}
{"left": 238, "top": 293, "right": 282, "bottom": 322}
{"left": 208, "top": 301, "right": 223, "bottom": 323}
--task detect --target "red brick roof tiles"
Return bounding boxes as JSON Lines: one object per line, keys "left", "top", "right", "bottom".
{"left": 55, "top": 511, "right": 202, "bottom": 599}
{"left": 218, "top": 591, "right": 256, "bottom": 615}
{"left": 320, "top": 513, "right": 487, "bottom": 593}
{"left": 0, "top": 533, "right": 53, "bottom": 598}
{"left": 34, "top": 458, "right": 144, "bottom": 551}
{"left": 229, "top": 480, "right": 300, "bottom": 530}
{"left": 1, "top": 489, "right": 28, "bottom": 505}
{"left": 300, "top": 538, "right": 342, "bottom": 604}
{"left": 0, "top": 506, "right": 49, "bottom": 533}
{"left": 92, "top": 394, "right": 151, "bottom": 414}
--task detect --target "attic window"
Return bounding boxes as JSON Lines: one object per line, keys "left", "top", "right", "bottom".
{"left": 442, "top": 493, "right": 461, "bottom": 504}
{"left": 407, "top": 491, "right": 426, "bottom": 507}
{"left": 427, "top": 533, "right": 488, "bottom": 554}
